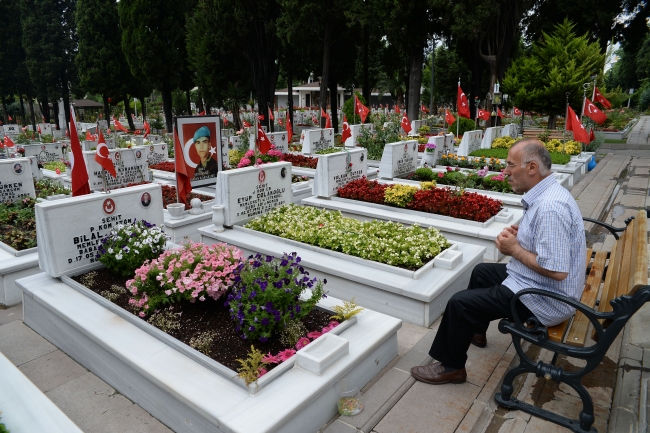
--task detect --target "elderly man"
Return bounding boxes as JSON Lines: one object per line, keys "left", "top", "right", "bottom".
{"left": 411, "top": 139, "right": 586, "bottom": 384}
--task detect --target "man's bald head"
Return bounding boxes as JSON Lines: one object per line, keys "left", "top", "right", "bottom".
{"left": 510, "top": 139, "right": 552, "bottom": 176}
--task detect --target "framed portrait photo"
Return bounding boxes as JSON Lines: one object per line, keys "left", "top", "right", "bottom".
{"left": 175, "top": 115, "right": 223, "bottom": 187}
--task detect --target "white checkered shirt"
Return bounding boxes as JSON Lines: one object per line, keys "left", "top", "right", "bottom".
{"left": 503, "top": 175, "right": 586, "bottom": 326}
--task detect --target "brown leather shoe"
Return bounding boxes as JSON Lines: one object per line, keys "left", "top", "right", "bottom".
{"left": 471, "top": 333, "right": 487, "bottom": 348}
{"left": 410, "top": 362, "right": 467, "bottom": 385}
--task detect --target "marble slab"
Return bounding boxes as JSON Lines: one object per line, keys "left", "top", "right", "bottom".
{"left": 0, "top": 158, "right": 36, "bottom": 202}
{"left": 37, "top": 123, "right": 52, "bottom": 135}
{"left": 2, "top": 125, "right": 21, "bottom": 135}
{"left": 481, "top": 126, "right": 502, "bottom": 149}
{"left": 301, "top": 128, "right": 335, "bottom": 154}
{"left": 457, "top": 130, "right": 483, "bottom": 156}
{"left": 146, "top": 143, "right": 168, "bottom": 166}
{"left": 24, "top": 143, "right": 64, "bottom": 165}
{"left": 83, "top": 146, "right": 151, "bottom": 190}
{"left": 345, "top": 123, "right": 374, "bottom": 147}
{"left": 312, "top": 148, "right": 367, "bottom": 197}
{"left": 26, "top": 156, "right": 42, "bottom": 180}
{"left": 503, "top": 123, "right": 518, "bottom": 138}
{"left": 214, "top": 161, "right": 292, "bottom": 226}
{"left": 378, "top": 140, "right": 418, "bottom": 179}
{"left": 248, "top": 131, "right": 289, "bottom": 153}
{"left": 35, "top": 183, "right": 164, "bottom": 277}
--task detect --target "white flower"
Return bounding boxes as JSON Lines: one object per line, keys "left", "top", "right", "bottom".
{"left": 115, "top": 253, "right": 123, "bottom": 260}
{"left": 108, "top": 248, "right": 113, "bottom": 254}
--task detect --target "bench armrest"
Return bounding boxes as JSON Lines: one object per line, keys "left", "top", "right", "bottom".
{"left": 582, "top": 209, "right": 649, "bottom": 240}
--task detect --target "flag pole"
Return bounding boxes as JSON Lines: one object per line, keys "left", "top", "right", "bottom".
{"left": 456, "top": 78, "right": 460, "bottom": 138}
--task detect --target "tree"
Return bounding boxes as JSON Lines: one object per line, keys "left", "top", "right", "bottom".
{"left": 0, "top": 2, "right": 23, "bottom": 123}
{"left": 119, "top": 0, "right": 190, "bottom": 132}
{"left": 421, "top": 44, "right": 472, "bottom": 109}
{"left": 503, "top": 19, "right": 605, "bottom": 129}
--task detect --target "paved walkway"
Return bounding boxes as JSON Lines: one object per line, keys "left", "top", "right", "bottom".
{"left": 626, "top": 116, "right": 650, "bottom": 146}
{"left": 0, "top": 148, "right": 648, "bottom": 433}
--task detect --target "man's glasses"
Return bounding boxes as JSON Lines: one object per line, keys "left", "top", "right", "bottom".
{"left": 505, "top": 161, "right": 530, "bottom": 168}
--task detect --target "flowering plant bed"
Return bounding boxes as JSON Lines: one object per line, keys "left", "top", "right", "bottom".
{"left": 149, "top": 161, "right": 175, "bottom": 172}
{"left": 245, "top": 204, "right": 450, "bottom": 270}
{"left": 405, "top": 166, "right": 514, "bottom": 194}
{"left": 236, "top": 146, "right": 283, "bottom": 168}
{"left": 438, "top": 153, "right": 506, "bottom": 171}
{"left": 337, "top": 177, "right": 503, "bottom": 222}
{"left": 281, "top": 153, "right": 318, "bottom": 169}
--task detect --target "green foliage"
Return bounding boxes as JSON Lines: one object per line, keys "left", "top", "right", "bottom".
{"left": 469, "top": 148, "right": 572, "bottom": 164}
{"left": 34, "top": 179, "right": 70, "bottom": 198}
{"left": 342, "top": 92, "right": 368, "bottom": 124}
{"left": 315, "top": 147, "right": 342, "bottom": 155}
{"left": 279, "top": 320, "right": 309, "bottom": 348}
{"left": 356, "top": 121, "right": 401, "bottom": 160}
{"left": 503, "top": 19, "right": 606, "bottom": 119}
{"left": 0, "top": 411, "right": 8, "bottom": 433}
{"left": 330, "top": 298, "right": 364, "bottom": 321}
{"left": 449, "top": 117, "right": 477, "bottom": 136}
{"left": 189, "top": 331, "right": 217, "bottom": 355}
{"left": 0, "top": 197, "right": 37, "bottom": 251}
{"left": 236, "top": 346, "right": 268, "bottom": 385}
{"left": 414, "top": 167, "right": 435, "bottom": 181}
{"left": 43, "top": 161, "right": 66, "bottom": 172}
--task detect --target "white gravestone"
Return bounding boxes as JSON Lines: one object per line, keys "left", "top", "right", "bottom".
{"left": 420, "top": 136, "right": 441, "bottom": 167}
{"left": 83, "top": 147, "right": 151, "bottom": 191}
{"left": 222, "top": 129, "right": 234, "bottom": 138}
{"left": 3, "top": 125, "right": 21, "bottom": 135}
{"left": 82, "top": 141, "right": 97, "bottom": 151}
{"left": 52, "top": 129, "right": 63, "bottom": 139}
{"left": 35, "top": 183, "right": 164, "bottom": 278}
{"left": 503, "top": 123, "right": 518, "bottom": 138}
{"left": 214, "top": 161, "right": 292, "bottom": 227}
{"left": 457, "top": 130, "right": 483, "bottom": 157}
{"left": 0, "top": 158, "right": 36, "bottom": 202}
{"left": 98, "top": 120, "right": 108, "bottom": 129}
{"left": 301, "top": 128, "right": 334, "bottom": 154}
{"left": 410, "top": 120, "right": 424, "bottom": 134}
{"left": 445, "top": 134, "right": 455, "bottom": 150}
{"left": 37, "top": 123, "right": 53, "bottom": 136}
{"left": 379, "top": 140, "right": 418, "bottom": 179}
{"left": 266, "top": 132, "right": 289, "bottom": 153}
{"left": 26, "top": 156, "right": 42, "bottom": 180}
{"left": 481, "top": 126, "right": 502, "bottom": 149}
{"left": 229, "top": 135, "right": 242, "bottom": 149}
{"left": 146, "top": 144, "right": 167, "bottom": 166}
{"left": 313, "top": 148, "right": 368, "bottom": 198}
{"left": 23, "top": 143, "right": 64, "bottom": 165}
{"left": 148, "top": 135, "right": 162, "bottom": 144}
{"left": 345, "top": 124, "right": 374, "bottom": 147}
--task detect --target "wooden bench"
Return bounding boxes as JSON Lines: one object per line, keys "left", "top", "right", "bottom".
{"left": 522, "top": 128, "right": 573, "bottom": 141}
{"left": 495, "top": 209, "right": 649, "bottom": 433}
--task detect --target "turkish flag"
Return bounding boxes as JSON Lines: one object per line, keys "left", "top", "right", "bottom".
{"left": 420, "top": 104, "right": 428, "bottom": 113}
{"left": 497, "top": 107, "right": 504, "bottom": 118}
{"left": 400, "top": 115, "right": 412, "bottom": 134}
{"left": 354, "top": 95, "right": 370, "bottom": 123}
{"left": 174, "top": 128, "right": 192, "bottom": 205}
{"left": 37, "top": 125, "right": 42, "bottom": 134}
{"left": 321, "top": 108, "right": 332, "bottom": 128}
{"left": 589, "top": 127, "right": 596, "bottom": 142}
{"left": 477, "top": 109, "right": 490, "bottom": 121}
{"left": 258, "top": 114, "right": 265, "bottom": 121}
{"left": 395, "top": 105, "right": 400, "bottom": 114}
{"left": 583, "top": 98, "right": 607, "bottom": 124}
{"left": 199, "top": 110, "right": 206, "bottom": 116}
{"left": 223, "top": 117, "right": 229, "bottom": 126}
{"left": 113, "top": 117, "right": 128, "bottom": 133}
{"left": 268, "top": 107, "right": 274, "bottom": 121}
{"left": 257, "top": 121, "right": 272, "bottom": 154}
{"left": 341, "top": 115, "right": 351, "bottom": 143}
{"left": 69, "top": 106, "right": 91, "bottom": 196}
{"left": 21, "top": 125, "right": 27, "bottom": 133}
{"left": 143, "top": 120, "right": 151, "bottom": 138}
{"left": 7, "top": 115, "right": 12, "bottom": 121}
{"left": 566, "top": 105, "right": 589, "bottom": 144}
{"left": 2, "top": 135, "right": 15, "bottom": 149}
{"left": 94, "top": 129, "right": 117, "bottom": 178}
{"left": 513, "top": 107, "right": 522, "bottom": 116}
{"left": 85, "top": 130, "right": 93, "bottom": 141}
{"left": 457, "top": 85, "right": 470, "bottom": 119}
{"left": 65, "top": 129, "right": 70, "bottom": 137}
{"left": 445, "top": 109, "right": 456, "bottom": 125}
{"left": 594, "top": 88, "right": 612, "bottom": 109}
{"left": 286, "top": 115, "right": 293, "bottom": 143}
{"left": 243, "top": 120, "right": 251, "bottom": 128}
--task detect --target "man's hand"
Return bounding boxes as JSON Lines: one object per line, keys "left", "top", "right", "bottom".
{"left": 496, "top": 226, "right": 520, "bottom": 256}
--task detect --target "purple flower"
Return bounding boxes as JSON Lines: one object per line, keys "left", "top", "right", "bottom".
{"left": 286, "top": 268, "right": 293, "bottom": 274}
{"left": 280, "top": 259, "right": 289, "bottom": 266}
{"left": 249, "top": 305, "right": 257, "bottom": 312}
{"left": 249, "top": 325, "right": 256, "bottom": 331}
{"left": 250, "top": 291, "right": 257, "bottom": 298}
{"left": 265, "top": 255, "right": 273, "bottom": 262}
{"left": 261, "top": 317, "right": 270, "bottom": 326}
{"left": 273, "top": 280, "right": 283, "bottom": 289}
{"left": 323, "top": 278, "right": 327, "bottom": 284}
{"left": 259, "top": 336, "right": 268, "bottom": 343}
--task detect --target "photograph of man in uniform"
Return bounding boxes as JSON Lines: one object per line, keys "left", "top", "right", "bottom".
{"left": 192, "top": 126, "right": 219, "bottom": 179}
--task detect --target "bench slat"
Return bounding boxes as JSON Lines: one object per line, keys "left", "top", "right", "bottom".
{"left": 617, "top": 219, "right": 636, "bottom": 298}
{"left": 565, "top": 251, "right": 608, "bottom": 347}
{"left": 630, "top": 211, "right": 648, "bottom": 295}
{"left": 600, "top": 237, "right": 622, "bottom": 313}
{"left": 585, "top": 248, "right": 593, "bottom": 268}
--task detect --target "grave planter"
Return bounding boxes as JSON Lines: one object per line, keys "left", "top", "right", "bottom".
{"left": 16, "top": 270, "right": 400, "bottom": 433}
{"left": 200, "top": 224, "right": 485, "bottom": 327}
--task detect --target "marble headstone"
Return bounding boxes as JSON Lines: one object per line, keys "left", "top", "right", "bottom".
{"left": 420, "top": 135, "right": 442, "bottom": 167}
{"left": 214, "top": 161, "right": 292, "bottom": 227}
{"left": 301, "top": 128, "right": 334, "bottom": 154}
{"left": 221, "top": 137, "right": 229, "bottom": 169}
{"left": 222, "top": 129, "right": 234, "bottom": 139}
{"left": 26, "top": 156, "right": 42, "bottom": 180}
{"left": 3, "top": 125, "right": 21, "bottom": 135}
{"left": 410, "top": 120, "right": 424, "bottom": 133}
{"left": 23, "top": 143, "right": 64, "bottom": 165}
{"left": 146, "top": 144, "right": 168, "bottom": 166}
{"left": 0, "top": 158, "right": 36, "bottom": 202}
{"left": 266, "top": 132, "right": 289, "bottom": 153}
{"left": 37, "top": 123, "right": 53, "bottom": 136}
{"left": 503, "top": 124, "right": 518, "bottom": 138}
{"left": 312, "top": 148, "right": 368, "bottom": 198}
{"left": 345, "top": 124, "right": 374, "bottom": 147}
{"left": 378, "top": 140, "right": 418, "bottom": 179}
{"left": 481, "top": 126, "right": 502, "bottom": 149}
{"left": 83, "top": 146, "right": 151, "bottom": 191}
{"left": 457, "top": 130, "right": 483, "bottom": 157}
{"left": 35, "top": 183, "right": 164, "bottom": 277}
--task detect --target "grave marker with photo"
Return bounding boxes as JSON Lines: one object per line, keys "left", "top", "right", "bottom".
{"left": 0, "top": 158, "right": 36, "bottom": 202}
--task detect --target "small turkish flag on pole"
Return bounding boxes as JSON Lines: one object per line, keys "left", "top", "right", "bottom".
{"left": 341, "top": 115, "right": 351, "bottom": 143}
{"left": 457, "top": 85, "right": 470, "bottom": 119}
{"left": 2, "top": 135, "right": 15, "bottom": 149}
{"left": 583, "top": 98, "right": 607, "bottom": 124}
{"left": 37, "top": 125, "right": 42, "bottom": 134}
{"left": 400, "top": 115, "right": 412, "bottom": 134}
{"left": 85, "top": 130, "right": 93, "bottom": 141}
{"left": 566, "top": 105, "right": 590, "bottom": 144}
{"left": 593, "top": 88, "right": 612, "bottom": 109}
{"left": 497, "top": 107, "right": 504, "bottom": 118}
{"left": 174, "top": 127, "right": 192, "bottom": 205}
{"left": 143, "top": 120, "right": 151, "bottom": 138}
{"left": 589, "top": 127, "right": 596, "bottom": 142}
{"left": 513, "top": 107, "right": 522, "bottom": 116}
{"left": 268, "top": 107, "right": 274, "bottom": 121}
{"left": 94, "top": 129, "right": 117, "bottom": 178}
{"left": 477, "top": 109, "right": 490, "bottom": 121}
{"left": 321, "top": 108, "right": 332, "bottom": 128}
{"left": 257, "top": 120, "right": 272, "bottom": 154}
{"left": 445, "top": 109, "right": 455, "bottom": 126}
{"left": 286, "top": 115, "right": 293, "bottom": 143}
{"left": 69, "top": 106, "right": 91, "bottom": 196}
{"left": 395, "top": 105, "right": 400, "bottom": 114}
{"left": 354, "top": 95, "right": 370, "bottom": 123}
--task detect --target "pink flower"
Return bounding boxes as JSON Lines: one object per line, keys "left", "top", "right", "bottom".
{"left": 277, "top": 349, "right": 296, "bottom": 361}
{"left": 245, "top": 150, "right": 255, "bottom": 158}
{"left": 139, "top": 311, "right": 145, "bottom": 317}
{"left": 258, "top": 367, "right": 267, "bottom": 377}
{"left": 307, "top": 331, "right": 322, "bottom": 340}
{"left": 164, "top": 290, "right": 172, "bottom": 296}
{"left": 262, "top": 352, "right": 281, "bottom": 364}
{"left": 295, "top": 337, "right": 311, "bottom": 350}
{"left": 256, "top": 158, "right": 263, "bottom": 165}
{"left": 446, "top": 166, "right": 452, "bottom": 172}
{"left": 237, "top": 158, "right": 251, "bottom": 168}
{"left": 437, "top": 172, "right": 444, "bottom": 178}
{"left": 328, "top": 320, "right": 340, "bottom": 328}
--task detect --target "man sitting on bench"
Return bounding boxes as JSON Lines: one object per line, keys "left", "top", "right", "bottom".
{"left": 411, "top": 139, "right": 587, "bottom": 385}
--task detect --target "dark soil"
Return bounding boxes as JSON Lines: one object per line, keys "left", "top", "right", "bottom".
{"left": 72, "top": 267, "right": 334, "bottom": 372}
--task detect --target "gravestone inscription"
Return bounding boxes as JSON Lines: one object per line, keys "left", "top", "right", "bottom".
{"left": 313, "top": 148, "right": 368, "bottom": 197}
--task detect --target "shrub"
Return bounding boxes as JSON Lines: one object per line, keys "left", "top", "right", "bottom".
{"left": 449, "top": 117, "right": 477, "bottom": 137}
{"left": 127, "top": 242, "right": 243, "bottom": 316}
{"left": 408, "top": 188, "right": 503, "bottom": 222}
{"left": 97, "top": 220, "right": 168, "bottom": 277}
{"left": 384, "top": 184, "right": 419, "bottom": 208}
{"left": 414, "top": 167, "right": 435, "bottom": 181}
{"left": 342, "top": 92, "right": 368, "bottom": 124}
{"left": 225, "top": 252, "right": 325, "bottom": 342}
{"left": 336, "top": 176, "right": 387, "bottom": 203}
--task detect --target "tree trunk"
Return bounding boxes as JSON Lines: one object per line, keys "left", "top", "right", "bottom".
{"left": 429, "top": 51, "right": 435, "bottom": 114}
{"left": 141, "top": 97, "right": 147, "bottom": 120}
{"left": 1, "top": 96, "right": 8, "bottom": 126}
{"left": 362, "top": 24, "right": 370, "bottom": 105}
{"left": 61, "top": 93, "right": 70, "bottom": 133}
{"left": 40, "top": 95, "right": 50, "bottom": 123}
{"left": 320, "top": 19, "right": 332, "bottom": 129}
{"left": 329, "top": 69, "right": 338, "bottom": 133}
{"left": 161, "top": 80, "right": 173, "bottom": 132}
{"left": 196, "top": 89, "right": 205, "bottom": 114}
{"left": 19, "top": 94, "right": 26, "bottom": 125}
{"left": 124, "top": 97, "right": 135, "bottom": 131}
{"left": 185, "top": 89, "right": 191, "bottom": 115}
{"left": 27, "top": 93, "right": 36, "bottom": 131}
{"left": 103, "top": 95, "right": 111, "bottom": 128}
{"left": 548, "top": 115, "right": 556, "bottom": 130}
{"left": 51, "top": 99, "right": 59, "bottom": 130}
{"left": 288, "top": 69, "right": 293, "bottom": 137}
{"left": 407, "top": 41, "right": 424, "bottom": 123}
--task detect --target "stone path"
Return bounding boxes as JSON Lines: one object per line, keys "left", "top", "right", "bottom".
{"left": 626, "top": 116, "right": 650, "bottom": 146}
{"left": 0, "top": 148, "right": 648, "bottom": 433}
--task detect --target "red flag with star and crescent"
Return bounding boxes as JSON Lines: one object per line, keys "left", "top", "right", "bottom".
{"left": 445, "top": 109, "right": 456, "bottom": 125}
{"left": 566, "top": 105, "right": 590, "bottom": 144}
{"left": 513, "top": 107, "right": 522, "bottom": 116}
{"left": 400, "top": 114, "right": 412, "bottom": 134}
{"left": 354, "top": 95, "right": 370, "bottom": 123}
{"left": 583, "top": 98, "right": 607, "bottom": 124}
{"left": 477, "top": 109, "right": 490, "bottom": 121}
{"left": 69, "top": 106, "right": 91, "bottom": 196}
{"left": 143, "top": 120, "right": 151, "bottom": 138}
{"left": 457, "top": 85, "right": 470, "bottom": 119}
{"left": 112, "top": 117, "right": 128, "bottom": 133}
{"left": 497, "top": 107, "right": 504, "bottom": 118}
{"left": 589, "top": 127, "right": 596, "bottom": 142}
{"left": 341, "top": 115, "right": 351, "bottom": 143}
{"left": 174, "top": 127, "right": 192, "bottom": 205}
{"left": 286, "top": 115, "right": 293, "bottom": 143}
{"left": 594, "top": 88, "right": 612, "bottom": 109}
{"left": 94, "top": 129, "right": 117, "bottom": 178}
{"left": 395, "top": 105, "right": 400, "bottom": 114}
{"left": 256, "top": 121, "right": 272, "bottom": 154}
{"left": 2, "top": 135, "right": 15, "bottom": 149}
{"left": 321, "top": 108, "right": 332, "bottom": 128}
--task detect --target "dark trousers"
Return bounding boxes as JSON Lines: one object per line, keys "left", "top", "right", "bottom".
{"left": 429, "top": 263, "right": 536, "bottom": 369}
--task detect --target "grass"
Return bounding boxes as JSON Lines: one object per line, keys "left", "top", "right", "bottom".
{"left": 469, "top": 148, "right": 571, "bottom": 165}
{"left": 604, "top": 139, "right": 627, "bottom": 144}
